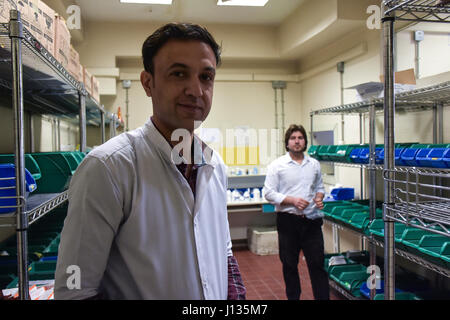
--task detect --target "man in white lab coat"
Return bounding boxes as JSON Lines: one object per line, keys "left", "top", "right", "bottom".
{"left": 54, "top": 23, "right": 246, "bottom": 300}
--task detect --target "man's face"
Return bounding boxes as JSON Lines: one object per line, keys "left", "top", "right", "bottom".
{"left": 140, "top": 39, "right": 216, "bottom": 134}
{"left": 287, "top": 130, "right": 306, "bottom": 153}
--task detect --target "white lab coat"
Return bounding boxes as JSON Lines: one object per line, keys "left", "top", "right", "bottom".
{"left": 54, "top": 119, "right": 232, "bottom": 300}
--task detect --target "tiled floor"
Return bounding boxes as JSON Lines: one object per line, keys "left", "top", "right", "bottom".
{"left": 234, "top": 247, "right": 343, "bottom": 300}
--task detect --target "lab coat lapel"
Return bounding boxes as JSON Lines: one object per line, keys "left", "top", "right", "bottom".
{"left": 193, "top": 163, "right": 214, "bottom": 218}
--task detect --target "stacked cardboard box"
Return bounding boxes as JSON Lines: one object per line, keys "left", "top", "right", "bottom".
{"left": 54, "top": 13, "right": 70, "bottom": 69}
{"left": 92, "top": 75, "right": 100, "bottom": 103}
{"left": 28, "top": 0, "right": 44, "bottom": 45}
{"left": 38, "top": 0, "right": 55, "bottom": 55}
{"left": 68, "top": 45, "right": 80, "bottom": 81}
{"left": 0, "top": 0, "right": 15, "bottom": 23}
{"left": 83, "top": 67, "right": 93, "bottom": 96}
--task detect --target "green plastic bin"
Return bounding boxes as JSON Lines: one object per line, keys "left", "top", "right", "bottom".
{"left": 308, "top": 145, "right": 320, "bottom": 160}
{"left": 30, "top": 152, "right": 74, "bottom": 193}
{"left": 324, "top": 253, "right": 357, "bottom": 273}
{"left": 368, "top": 219, "right": 407, "bottom": 241}
{"left": 329, "top": 264, "right": 368, "bottom": 297}
{"left": 348, "top": 208, "right": 383, "bottom": 231}
{"left": 0, "top": 154, "right": 42, "bottom": 181}
{"left": 373, "top": 292, "right": 422, "bottom": 300}
{"left": 417, "top": 235, "right": 449, "bottom": 260}
{"left": 316, "top": 145, "right": 331, "bottom": 161}
{"left": 332, "top": 208, "right": 369, "bottom": 223}
{"left": 330, "top": 145, "right": 361, "bottom": 163}
{"left": 322, "top": 145, "right": 338, "bottom": 161}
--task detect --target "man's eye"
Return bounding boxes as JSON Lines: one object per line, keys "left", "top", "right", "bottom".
{"left": 201, "top": 74, "right": 214, "bottom": 82}
{"left": 172, "top": 71, "right": 185, "bottom": 78}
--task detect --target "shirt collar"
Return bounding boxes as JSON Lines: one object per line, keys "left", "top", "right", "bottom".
{"left": 284, "top": 152, "right": 310, "bottom": 165}
{"left": 143, "top": 118, "right": 216, "bottom": 169}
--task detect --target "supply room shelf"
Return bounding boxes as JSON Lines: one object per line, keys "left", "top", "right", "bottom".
{"left": 323, "top": 216, "right": 450, "bottom": 278}
{"left": 0, "top": 191, "right": 68, "bottom": 228}
{"left": 383, "top": 0, "right": 450, "bottom": 23}
{"left": 0, "top": 23, "right": 104, "bottom": 126}
{"left": 328, "top": 278, "right": 363, "bottom": 300}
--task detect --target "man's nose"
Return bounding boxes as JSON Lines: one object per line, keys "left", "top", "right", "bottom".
{"left": 185, "top": 77, "right": 203, "bottom": 97}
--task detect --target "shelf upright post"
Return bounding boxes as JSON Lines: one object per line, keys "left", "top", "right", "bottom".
{"left": 101, "top": 105, "right": 106, "bottom": 144}
{"left": 368, "top": 103, "right": 377, "bottom": 300}
{"left": 310, "top": 112, "right": 314, "bottom": 146}
{"left": 382, "top": 1, "right": 396, "bottom": 301}
{"left": 79, "top": 90, "right": 87, "bottom": 153}
{"left": 9, "top": 9, "right": 29, "bottom": 300}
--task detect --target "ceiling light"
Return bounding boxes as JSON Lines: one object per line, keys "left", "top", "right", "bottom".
{"left": 217, "top": 0, "right": 269, "bottom": 6}
{"left": 120, "top": 0, "right": 172, "bottom": 4}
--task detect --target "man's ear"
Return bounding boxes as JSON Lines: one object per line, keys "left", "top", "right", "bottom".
{"left": 140, "top": 70, "right": 153, "bottom": 97}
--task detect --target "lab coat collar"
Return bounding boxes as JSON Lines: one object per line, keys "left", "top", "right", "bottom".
{"left": 285, "top": 152, "right": 310, "bottom": 166}
{"left": 143, "top": 119, "right": 217, "bottom": 170}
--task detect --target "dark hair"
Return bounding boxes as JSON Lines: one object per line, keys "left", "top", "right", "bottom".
{"left": 142, "top": 22, "right": 221, "bottom": 75}
{"left": 285, "top": 124, "right": 308, "bottom": 152}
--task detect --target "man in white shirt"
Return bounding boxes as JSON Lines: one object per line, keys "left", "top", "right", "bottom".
{"left": 54, "top": 23, "right": 246, "bottom": 300}
{"left": 263, "top": 124, "right": 329, "bottom": 300}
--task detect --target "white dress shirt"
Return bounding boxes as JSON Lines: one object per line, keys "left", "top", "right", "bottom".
{"left": 54, "top": 119, "right": 232, "bottom": 300}
{"left": 263, "top": 153, "right": 325, "bottom": 220}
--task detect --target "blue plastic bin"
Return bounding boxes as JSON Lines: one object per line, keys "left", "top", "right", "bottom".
{"left": 416, "top": 148, "right": 448, "bottom": 168}
{"left": 0, "top": 164, "right": 37, "bottom": 214}
{"left": 331, "top": 188, "right": 355, "bottom": 201}
{"left": 350, "top": 148, "right": 364, "bottom": 164}
{"left": 360, "top": 148, "right": 384, "bottom": 164}
{"left": 401, "top": 148, "right": 421, "bottom": 166}
{"left": 360, "top": 280, "right": 402, "bottom": 299}
{"left": 415, "top": 148, "right": 432, "bottom": 167}
{"left": 444, "top": 149, "right": 450, "bottom": 168}
{"left": 378, "top": 148, "right": 407, "bottom": 166}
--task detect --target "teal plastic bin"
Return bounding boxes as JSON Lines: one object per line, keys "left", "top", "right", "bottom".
{"left": 331, "top": 145, "right": 360, "bottom": 163}
{"left": 332, "top": 208, "right": 369, "bottom": 224}
{"left": 316, "top": 145, "right": 331, "bottom": 161}
{"left": 368, "top": 219, "right": 407, "bottom": 241}
{"left": 0, "top": 154, "right": 42, "bottom": 181}
{"left": 308, "top": 145, "right": 320, "bottom": 160}
{"left": 30, "top": 152, "right": 74, "bottom": 193}
{"left": 373, "top": 292, "right": 422, "bottom": 300}
{"left": 417, "top": 235, "right": 449, "bottom": 260}
{"left": 322, "top": 145, "right": 338, "bottom": 161}
{"left": 329, "top": 264, "right": 369, "bottom": 297}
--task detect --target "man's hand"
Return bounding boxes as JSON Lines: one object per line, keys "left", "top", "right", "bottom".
{"left": 313, "top": 193, "right": 325, "bottom": 210}
{"left": 282, "top": 196, "right": 310, "bottom": 211}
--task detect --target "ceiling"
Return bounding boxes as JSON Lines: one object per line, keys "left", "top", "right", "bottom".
{"left": 73, "top": 0, "right": 307, "bottom": 25}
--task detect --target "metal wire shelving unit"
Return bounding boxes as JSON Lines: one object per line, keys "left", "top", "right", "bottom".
{"left": 0, "top": 10, "right": 117, "bottom": 299}
{"left": 310, "top": 42, "right": 450, "bottom": 302}
{"left": 382, "top": 0, "right": 450, "bottom": 300}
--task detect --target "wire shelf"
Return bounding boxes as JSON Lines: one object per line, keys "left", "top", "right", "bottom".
{"left": 0, "top": 22, "right": 103, "bottom": 126}
{"left": 324, "top": 217, "right": 450, "bottom": 277}
{"left": 383, "top": 167, "right": 450, "bottom": 236}
{"left": 384, "top": 0, "right": 450, "bottom": 23}
{"left": 311, "top": 81, "right": 450, "bottom": 116}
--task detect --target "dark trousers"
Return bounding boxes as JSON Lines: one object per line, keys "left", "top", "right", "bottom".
{"left": 276, "top": 212, "right": 330, "bottom": 300}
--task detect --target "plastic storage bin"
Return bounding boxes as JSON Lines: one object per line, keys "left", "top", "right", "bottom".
{"left": 330, "top": 188, "right": 355, "bottom": 201}
{"left": 0, "top": 154, "right": 42, "bottom": 181}
{"left": 307, "top": 145, "right": 319, "bottom": 159}
{"left": 359, "top": 147, "right": 384, "bottom": 164}
{"left": 349, "top": 148, "right": 365, "bottom": 164}
{"left": 31, "top": 152, "right": 74, "bottom": 193}
{"left": 331, "top": 145, "right": 360, "bottom": 163}
{"left": 378, "top": 148, "right": 407, "bottom": 166}
{"left": 329, "top": 264, "right": 369, "bottom": 297}
{"left": 0, "top": 164, "right": 37, "bottom": 214}
{"left": 416, "top": 148, "right": 449, "bottom": 168}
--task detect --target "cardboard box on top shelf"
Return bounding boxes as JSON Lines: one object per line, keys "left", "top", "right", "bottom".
{"left": 16, "top": 0, "right": 32, "bottom": 30}
{"left": 68, "top": 45, "right": 80, "bottom": 81}
{"left": 38, "top": 0, "right": 55, "bottom": 56}
{"left": 83, "top": 67, "right": 93, "bottom": 96}
{"left": 0, "top": 0, "right": 14, "bottom": 23}
{"left": 28, "top": 0, "right": 44, "bottom": 46}
{"left": 54, "top": 13, "right": 70, "bottom": 69}
{"left": 348, "top": 68, "right": 417, "bottom": 102}
{"left": 91, "top": 75, "right": 100, "bottom": 103}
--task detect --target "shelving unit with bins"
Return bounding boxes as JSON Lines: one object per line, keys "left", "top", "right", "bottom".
{"left": 0, "top": 10, "right": 115, "bottom": 299}
{"left": 382, "top": 0, "right": 450, "bottom": 300}
{"left": 310, "top": 75, "right": 450, "bottom": 300}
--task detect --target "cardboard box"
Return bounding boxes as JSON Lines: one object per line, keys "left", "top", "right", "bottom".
{"left": 348, "top": 68, "right": 417, "bottom": 102}
{"left": 68, "top": 45, "right": 80, "bottom": 81}
{"left": 16, "top": 0, "right": 32, "bottom": 30}
{"left": 1, "top": 0, "right": 12, "bottom": 23}
{"left": 28, "top": 0, "right": 44, "bottom": 45}
{"left": 38, "top": 0, "right": 55, "bottom": 55}
{"left": 83, "top": 67, "right": 93, "bottom": 96}
{"left": 54, "top": 13, "right": 70, "bottom": 69}
{"left": 91, "top": 75, "right": 100, "bottom": 103}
